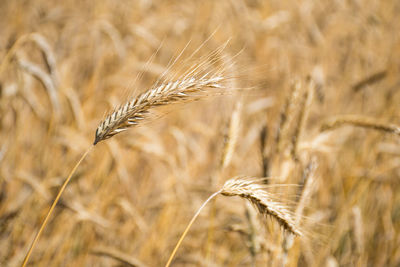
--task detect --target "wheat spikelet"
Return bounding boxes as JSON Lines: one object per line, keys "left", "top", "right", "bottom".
{"left": 321, "top": 115, "right": 400, "bottom": 136}
{"left": 94, "top": 75, "right": 224, "bottom": 144}
{"left": 221, "top": 177, "right": 302, "bottom": 236}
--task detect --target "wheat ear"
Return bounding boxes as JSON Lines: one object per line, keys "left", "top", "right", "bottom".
{"left": 94, "top": 75, "right": 224, "bottom": 144}
{"left": 321, "top": 115, "right": 400, "bottom": 136}
{"left": 221, "top": 177, "right": 302, "bottom": 236}
{"left": 165, "top": 177, "right": 301, "bottom": 267}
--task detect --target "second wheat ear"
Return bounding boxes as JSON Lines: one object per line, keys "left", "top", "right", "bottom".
{"left": 165, "top": 177, "right": 302, "bottom": 267}
{"left": 22, "top": 73, "right": 227, "bottom": 267}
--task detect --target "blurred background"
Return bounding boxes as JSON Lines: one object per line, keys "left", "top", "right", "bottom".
{"left": 1, "top": 0, "right": 400, "bottom": 266}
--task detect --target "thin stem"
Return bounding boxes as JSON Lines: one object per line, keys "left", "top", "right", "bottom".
{"left": 165, "top": 190, "right": 222, "bottom": 267}
{"left": 21, "top": 145, "right": 93, "bottom": 267}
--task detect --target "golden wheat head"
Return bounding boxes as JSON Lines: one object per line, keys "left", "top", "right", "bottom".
{"left": 221, "top": 177, "right": 302, "bottom": 236}
{"left": 94, "top": 76, "right": 224, "bottom": 145}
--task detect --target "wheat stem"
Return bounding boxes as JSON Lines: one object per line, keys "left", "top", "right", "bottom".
{"left": 165, "top": 190, "right": 222, "bottom": 267}
{"left": 21, "top": 145, "right": 93, "bottom": 267}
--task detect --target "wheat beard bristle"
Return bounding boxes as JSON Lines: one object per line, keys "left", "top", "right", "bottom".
{"left": 221, "top": 177, "right": 302, "bottom": 236}
{"left": 94, "top": 76, "right": 224, "bottom": 145}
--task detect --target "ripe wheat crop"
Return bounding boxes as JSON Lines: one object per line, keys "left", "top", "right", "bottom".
{"left": 1, "top": 1, "right": 399, "bottom": 266}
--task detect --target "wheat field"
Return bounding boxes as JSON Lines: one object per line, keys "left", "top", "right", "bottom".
{"left": 1, "top": 0, "right": 400, "bottom": 266}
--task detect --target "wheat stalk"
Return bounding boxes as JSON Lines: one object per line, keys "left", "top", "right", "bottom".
{"left": 352, "top": 70, "right": 387, "bottom": 92}
{"left": 91, "top": 246, "right": 148, "bottom": 267}
{"left": 321, "top": 114, "right": 400, "bottom": 136}
{"left": 22, "top": 61, "right": 226, "bottom": 266}
{"left": 21, "top": 146, "right": 93, "bottom": 267}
